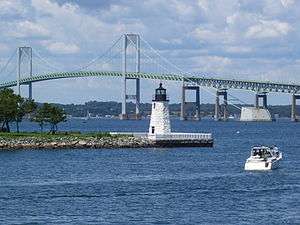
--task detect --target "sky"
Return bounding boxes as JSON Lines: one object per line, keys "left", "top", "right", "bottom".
{"left": 0, "top": 0, "right": 299, "bottom": 105}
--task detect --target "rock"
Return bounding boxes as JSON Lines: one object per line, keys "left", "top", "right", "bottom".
{"left": 50, "top": 142, "right": 58, "bottom": 146}
{"left": 0, "top": 134, "right": 155, "bottom": 151}
{"left": 78, "top": 140, "right": 87, "bottom": 146}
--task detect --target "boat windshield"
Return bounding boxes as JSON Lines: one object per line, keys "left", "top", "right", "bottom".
{"left": 251, "top": 147, "right": 271, "bottom": 158}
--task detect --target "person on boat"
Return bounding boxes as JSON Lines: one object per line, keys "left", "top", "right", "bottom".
{"left": 258, "top": 149, "right": 262, "bottom": 157}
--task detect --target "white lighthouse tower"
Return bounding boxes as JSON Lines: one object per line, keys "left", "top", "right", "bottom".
{"left": 149, "top": 83, "right": 171, "bottom": 135}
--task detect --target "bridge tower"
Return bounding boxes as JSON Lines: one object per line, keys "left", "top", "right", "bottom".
{"left": 120, "top": 34, "right": 141, "bottom": 120}
{"left": 215, "top": 89, "right": 228, "bottom": 121}
{"left": 17, "top": 47, "right": 33, "bottom": 99}
{"left": 291, "top": 93, "right": 300, "bottom": 122}
{"left": 255, "top": 92, "right": 268, "bottom": 108}
{"left": 180, "top": 82, "right": 200, "bottom": 121}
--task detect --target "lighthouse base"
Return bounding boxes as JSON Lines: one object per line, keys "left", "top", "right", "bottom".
{"left": 148, "top": 132, "right": 213, "bottom": 147}
{"left": 109, "top": 132, "right": 213, "bottom": 148}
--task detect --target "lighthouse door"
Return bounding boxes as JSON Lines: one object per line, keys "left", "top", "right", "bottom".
{"left": 151, "top": 126, "right": 155, "bottom": 134}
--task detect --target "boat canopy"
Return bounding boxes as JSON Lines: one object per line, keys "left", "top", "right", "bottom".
{"left": 251, "top": 146, "right": 279, "bottom": 157}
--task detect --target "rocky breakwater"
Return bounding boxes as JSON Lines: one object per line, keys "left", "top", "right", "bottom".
{"left": 0, "top": 135, "right": 154, "bottom": 150}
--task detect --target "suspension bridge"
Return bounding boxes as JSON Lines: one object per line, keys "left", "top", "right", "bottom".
{"left": 0, "top": 34, "right": 300, "bottom": 121}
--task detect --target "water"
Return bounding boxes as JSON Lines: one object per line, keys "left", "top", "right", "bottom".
{"left": 0, "top": 119, "right": 299, "bottom": 224}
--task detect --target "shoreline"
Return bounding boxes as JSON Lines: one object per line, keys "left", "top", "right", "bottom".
{"left": 0, "top": 132, "right": 213, "bottom": 150}
{"left": 0, "top": 133, "right": 154, "bottom": 150}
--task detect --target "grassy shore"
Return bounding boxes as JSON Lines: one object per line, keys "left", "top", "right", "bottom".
{"left": 0, "top": 131, "right": 151, "bottom": 150}
{"left": 0, "top": 131, "right": 128, "bottom": 139}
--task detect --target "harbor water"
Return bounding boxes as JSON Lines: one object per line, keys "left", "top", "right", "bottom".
{"left": 0, "top": 119, "right": 299, "bottom": 224}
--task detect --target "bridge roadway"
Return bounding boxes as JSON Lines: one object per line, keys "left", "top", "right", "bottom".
{"left": 1, "top": 70, "right": 300, "bottom": 93}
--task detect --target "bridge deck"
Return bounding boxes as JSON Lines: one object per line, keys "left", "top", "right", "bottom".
{"left": 1, "top": 71, "right": 299, "bottom": 93}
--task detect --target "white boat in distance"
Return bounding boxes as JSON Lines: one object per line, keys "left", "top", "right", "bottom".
{"left": 244, "top": 146, "right": 282, "bottom": 171}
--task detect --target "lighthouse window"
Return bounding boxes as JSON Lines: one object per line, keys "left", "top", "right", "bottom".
{"left": 153, "top": 103, "right": 155, "bottom": 109}
{"left": 151, "top": 126, "right": 155, "bottom": 134}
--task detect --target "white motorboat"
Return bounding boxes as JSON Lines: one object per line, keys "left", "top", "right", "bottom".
{"left": 244, "top": 146, "right": 282, "bottom": 171}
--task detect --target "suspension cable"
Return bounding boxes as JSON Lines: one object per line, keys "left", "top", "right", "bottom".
{"left": 0, "top": 49, "right": 17, "bottom": 76}
{"left": 140, "top": 37, "right": 244, "bottom": 110}
{"left": 74, "top": 35, "right": 123, "bottom": 71}
{"left": 32, "top": 49, "right": 62, "bottom": 72}
{"left": 127, "top": 36, "right": 174, "bottom": 75}
{"left": 91, "top": 47, "right": 124, "bottom": 71}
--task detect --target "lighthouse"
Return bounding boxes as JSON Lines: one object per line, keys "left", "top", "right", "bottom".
{"left": 149, "top": 83, "right": 171, "bottom": 135}
{"left": 146, "top": 83, "right": 213, "bottom": 147}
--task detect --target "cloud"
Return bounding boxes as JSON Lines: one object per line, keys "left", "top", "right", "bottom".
{"left": 0, "top": 43, "right": 9, "bottom": 52}
{"left": 225, "top": 46, "right": 252, "bottom": 54}
{"left": 0, "top": 0, "right": 27, "bottom": 18}
{"left": 245, "top": 20, "right": 292, "bottom": 39}
{"left": 45, "top": 42, "right": 80, "bottom": 54}
{"left": 8, "top": 20, "right": 50, "bottom": 38}
{"left": 170, "top": 0, "right": 197, "bottom": 18}
{"left": 0, "top": 0, "right": 300, "bottom": 104}
{"left": 160, "top": 38, "right": 183, "bottom": 45}
{"left": 280, "top": 0, "right": 294, "bottom": 8}
{"left": 192, "top": 27, "right": 234, "bottom": 44}
{"left": 192, "top": 56, "right": 232, "bottom": 74}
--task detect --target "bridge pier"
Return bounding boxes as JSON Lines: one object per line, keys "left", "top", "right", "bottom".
{"left": 215, "top": 89, "right": 228, "bottom": 121}
{"left": 17, "top": 47, "right": 33, "bottom": 99}
{"left": 255, "top": 92, "right": 267, "bottom": 108}
{"left": 120, "top": 34, "right": 141, "bottom": 120}
{"left": 291, "top": 94, "right": 300, "bottom": 122}
{"left": 180, "top": 83, "right": 200, "bottom": 121}
{"left": 28, "top": 83, "right": 32, "bottom": 100}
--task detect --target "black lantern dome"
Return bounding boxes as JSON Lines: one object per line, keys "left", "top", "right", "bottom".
{"left": 153, "top": 83, "right": 168, "bottom": 101}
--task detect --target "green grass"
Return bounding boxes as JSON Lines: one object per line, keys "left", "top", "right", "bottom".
{"left": 0, "top": 132, "right": 118, "bottom": 138}
{"left": 0, "top": 131, "right": 119, "bottom": 139}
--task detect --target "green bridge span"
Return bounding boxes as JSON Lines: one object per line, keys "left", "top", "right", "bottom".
{"left": 1, "top": 70, "right": 300, "bottom": 94}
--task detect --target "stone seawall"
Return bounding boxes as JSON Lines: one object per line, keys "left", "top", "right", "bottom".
{"left": 0, "top": 136, "right": 154, "bottom": 150}
{"left": 0, "top": 134, "right": 214, "bottom": 150}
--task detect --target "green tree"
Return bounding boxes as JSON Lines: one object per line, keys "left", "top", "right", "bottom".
{"left": 0, "top": 89, "right": 21, "bottom": 132}
{"left": 47, "top": 104, "right": 66, "bottom": 134}
{"left": 32, "top": 103, "right": 66, "bottom": 134}
{"left": 32, "top": 106, "right": 47, "bottom": 132}
{"left": 15, "top": 99, "right": 37, "bottom": 133}
{"left": 0, "top": 89, "right": 37, "bottom": 133}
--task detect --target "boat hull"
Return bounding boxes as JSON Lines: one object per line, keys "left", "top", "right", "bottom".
{"left": 244, "top": 159, "right": 281, "bottom": 171}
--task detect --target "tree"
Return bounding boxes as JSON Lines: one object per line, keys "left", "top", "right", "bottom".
{"left": 32, "top": 103, "right": 66, "bottom": 134}
{"left": 0, "top": 89, "right": 21, "bottom": 132}
{"left": 32, "top": 106, "right": 47, "bottom": 132}
{"left": 15, "top": 99, "right": 37, "bottom": 133}
{"left": 47, "top": 104, "right": 66, "bottom": 134}
{"left": 0, "top": 89, "right": 37, "bottom": 133}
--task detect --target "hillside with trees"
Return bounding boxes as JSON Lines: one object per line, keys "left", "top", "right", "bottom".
{"left": 57, "top": 101, "right": 299, "bottom": 118}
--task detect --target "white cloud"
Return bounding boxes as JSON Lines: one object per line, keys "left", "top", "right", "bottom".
{"left": 46, "top": 42, "right": 80, "bottom": 54}
{"left": 193, "top": 27, "right": 218, "bottom": 42}
{"left": 192, "top": 56, "right": 232, "bottom": 73}
{"left": 225, "top": 46, "right": 252, "bottom": 54}
{"left": 197, "top": 0, "right": 210, "bottom": 11}
{"left": 160, "top": 38, "right": 182, "bottom": 45}
{"left": 0, "top": 0, "right": 27, "bottom": 17}
{"left": 8, "top": 20, "right": 50, "bottom": 38}
{"left": 246, "top": 20, "right": 292, "bottom": 39}
{"left": 0, "top": 0, "right": 300, "bottom": 104}
{"left": 171, "top": 0, "right": 196, "bottom": 17}
{"left": 0, "top": 43, "right": 8, "bottom": 52}
{"left": 280, "top": 0, "right": 294, "bottom": 8}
